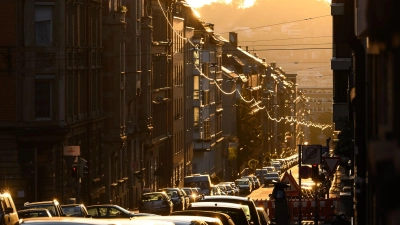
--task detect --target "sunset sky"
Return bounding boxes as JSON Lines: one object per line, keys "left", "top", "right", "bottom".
{"left": 185, "top": 0, "right": 331, "bottom": 9}
{"left": 184, "top": 0, "right": 333, "bottom": 79}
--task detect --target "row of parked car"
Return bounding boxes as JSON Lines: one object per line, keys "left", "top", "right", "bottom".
{"left": 2, "top": 188, "right": 272, "bottom": 225}
{"left": 16, "top": 199, "right": 157, "bottom": 219}
{"left": 139, "top": 182, "right": 243, "bottom": 216}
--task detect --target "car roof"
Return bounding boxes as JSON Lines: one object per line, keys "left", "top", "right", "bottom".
{"left": 200, "top": 195, "right": 252, "bottom": 201}
{"left": 142, "top": 192, "right": 167, "bottom": 195}
{"left": 24, "top": 201, "right": 58, "bottom": 206}
{"left": 265, "top": 173, "right": 280, "bottom": 176}
{"left": 181, "top": 187, "right": 194, "bottom": 190}
{"left": 133, "top": 215, "right": 221, "bottom": 224}
{"left": 85, "top": 204, "right": 133, "bottom": 214}
{"left": 100, "top": 218, "right": 174, "bottom": 225}
{"left": 171, "top": 210, "right": 235, "bottom": 225}
{"left": 19, "top": 217, "right": 118, "bottom": 225}
{"left": 61, "top": 204, "right": 84, "bottom": 207}
{"left": 189, "top": 202, "right": 244, "bottom": 209}
{"left": 18, "top": 208, "right": 50, "bottom": 212}
{"left": 86, "top": 204, "right": 121, "bottom": 207}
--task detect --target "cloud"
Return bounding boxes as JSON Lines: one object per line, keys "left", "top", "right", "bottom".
{"left": 186, "top": 0, "right": 258, "bottom": 9}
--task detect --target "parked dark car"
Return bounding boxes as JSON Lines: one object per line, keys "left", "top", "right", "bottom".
{"left": 61, "top": 204, "right": 91, "bottom": 218}
{"left": 263, "top": 172, "right": 280, "bottom": 186}
{"left": 242, "top": 175, "right": 258, "bottom": 189}
{"left": 17, "top": 208, "right": 52, "bottom": 218}
{"left": 255, "top": 169, "right": 269, "bottom": 181}
{"left": 160, "top": 188, "right": 186, "bottom": 211}
{"left": 21, "top": 200, "right": 66, "bottom": 217}
{"left": 199, "top": 195, "right": 261, "bottom": 225}
{"left": 138, "top": 192, "right": 173, "bottom": 216}
{"left": 234, "top": 178, "right": 252, "bottom": 194}
{"left": 218, "top": 182, "right": 238, "bottom": 196}
{"left": 181, "top": 187, "right": 198, "bottom": 203}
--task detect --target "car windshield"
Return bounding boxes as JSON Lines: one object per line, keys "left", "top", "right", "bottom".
{"left": 236, "top": 181, "right": 248, "bottom": 185}
{"left": 163, "top": 189, "right": 180, "bottom": 198}
{"left": 110, "top": 205, "right": 132, "bottom": 214}
{"left": 61, "top": 205, "right": 82, "bottom": 216}
{"left": 182, "top": 189, "right": 191, "bottom": 195}
{"left": 25, "top": 205, "right": 57, "bottom": 216}
{"left": 142, "top": 193, "right": 165, "bottom": 201}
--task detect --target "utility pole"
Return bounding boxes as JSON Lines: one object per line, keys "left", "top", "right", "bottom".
{"left": 314, "top": 180, "right": 319, "bottom": 225}
{"left": 77, "top": 155, "right": 81, "bottom": 203}
{"left": 297, "top": 144, "right": 302, "bottom": 225}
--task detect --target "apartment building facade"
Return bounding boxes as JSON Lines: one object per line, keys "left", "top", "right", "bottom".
{"left": 0, "top": 0, "right": 105, "bottom": 208}
{"left": 331, "top": 0, "right": 400, "bottom": 224}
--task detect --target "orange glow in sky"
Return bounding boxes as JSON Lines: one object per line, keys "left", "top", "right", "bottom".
{"left": 185, "top": 0, "right": 331, "bottom": 9}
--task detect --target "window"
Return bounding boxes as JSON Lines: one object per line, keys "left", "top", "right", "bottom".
{"left": 202, "top": 90, "right": 210, "bottom": 105}
{"left": 35, "top": 5, "right": 53, "bottom": 46}
{"left": 194, "top": 76, "right": 199, "bottom": 99}
{"left": 194, "top": 107, "right": 199, "bottom": 127}
{"left": 35, "top": 75, "right": 54, "bottom": 120}
{"left": 204, "top": 120, "right": 210, "bottom": 140}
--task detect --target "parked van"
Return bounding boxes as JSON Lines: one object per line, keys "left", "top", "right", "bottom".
{"left": 0, "top": 191, "right": 19, "bottom": 225}
{"left": 183, "top": 174, "right": 212, "bottom": 195}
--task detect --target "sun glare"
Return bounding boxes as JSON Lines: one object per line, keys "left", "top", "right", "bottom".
{"left": 186, "top": 0, "right": 329, "bottom": 9}
{"left": 186, "top": 0, "right": 233, "bottom": 9}
{"left": 238, "top": 0, "right": 256, "bottom": 9}
{"left": 192, "top": 8, "right": 201, "bottom": 18}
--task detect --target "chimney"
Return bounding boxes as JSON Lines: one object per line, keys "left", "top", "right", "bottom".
{"left": 271, "top": 62, "right": 276, "bottom": 68}
{"left": 229, "top": 32, "right": 238, "bottom": 47}
{"left": 246, "top": 46, "right": 248, "bottom": 52}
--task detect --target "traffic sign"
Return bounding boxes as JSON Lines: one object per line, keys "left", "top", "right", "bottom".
{"left": 301, "top": 145, "right": 322, "bottom": 164}
{"left": 299, "top": 165, "right": 311, "bottom": 179}
{"left": 280, "top": 171, "right": 300, "bottom": 195}
{"left": 322, "top": 156, "right": 340, "bottom": 175}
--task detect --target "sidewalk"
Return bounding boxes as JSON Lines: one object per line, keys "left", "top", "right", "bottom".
{"left": 329, "top": 165, "right": 345, "bottom": 198}
{"left": 328, "top": 165, "right": 353, "bottom": 215}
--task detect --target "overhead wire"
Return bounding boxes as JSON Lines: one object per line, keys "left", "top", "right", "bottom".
{"left": 219, "top": 15, "right": 331, "bottom": 34}
{"left": 239, "top": 35, "right": 332, "bottom": 43}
